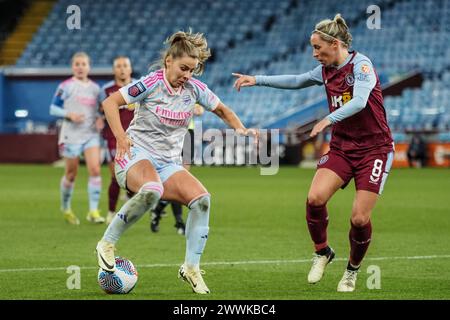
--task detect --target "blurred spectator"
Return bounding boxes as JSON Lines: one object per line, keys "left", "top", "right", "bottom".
{"left": 407, "top": 134, "right": 427, "bottom": 168}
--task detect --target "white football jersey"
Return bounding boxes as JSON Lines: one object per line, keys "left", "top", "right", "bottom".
{"left": 53, "top": 77, "right": 101, "bottom": 144}
{"left": 119, "top": 69, "right": 220, "bottom": 163}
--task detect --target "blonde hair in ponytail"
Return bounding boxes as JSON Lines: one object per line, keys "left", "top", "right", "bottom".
{"left": 153, "top": 28, "right": 211, "bottom": 76}
{"left": 313, "top": 14, "right": 352, "bottom": 48}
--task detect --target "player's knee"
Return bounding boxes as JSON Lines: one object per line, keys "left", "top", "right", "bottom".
{"left": 89, "top": 166, "right": 101, "bottom": 177}
{"left": 138, "top": 181, "right": 164, "bottom": 202}
{"left": 189, "top": 193, "right": 211, "bottom": 213}
{"left": 65, "top": 172, "right": 77, "bottom": 182}
{"left": 307, "top": 193, "right": 327, "bottom": 207}
{"left": 351, "top": 214, "right": 370, "bottom": 228}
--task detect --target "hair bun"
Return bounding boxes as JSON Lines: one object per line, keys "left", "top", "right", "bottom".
{"left": 171, "top": 33, "right": 186, "bottom": 45}
{"left": 334, "top": 13, "right": 349, "bottom": 30}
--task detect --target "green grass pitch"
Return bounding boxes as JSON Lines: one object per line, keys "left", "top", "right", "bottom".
{"left": 0, "top": 164, "right": 449, "bottom": 300}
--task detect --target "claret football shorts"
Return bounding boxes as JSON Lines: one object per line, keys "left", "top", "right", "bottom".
{"left": 317, "top": 149, "right": 394, "bottom": 195}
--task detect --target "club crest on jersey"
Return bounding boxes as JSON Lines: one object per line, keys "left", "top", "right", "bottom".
{"left": 128, "top": 82, "right": 146, "bottom": 97}
{"left": 345, "top": 73, "right": 355, "bottom": 86}
{"left": 182, "top": 95, "right": 192, "bottom": 105}
{"left": 318, "top": 155, "right": 329, "bottom": 165}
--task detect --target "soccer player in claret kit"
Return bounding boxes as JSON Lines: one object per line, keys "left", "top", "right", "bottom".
{"left": 99, "top": 56, "right": 136, "bottom": 224}
{"left": 50, "top": 52, "right": 105, "bottom": 225}
{"left": 233, "top": 14, "right": 394, "bottom": 292}
{"left": 96, "top": 30, "right": 257, "bottom": 294}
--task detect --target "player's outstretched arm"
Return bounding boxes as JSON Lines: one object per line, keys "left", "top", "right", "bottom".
{"left": 233, "top": 65, "right": 323, "bottom": 91}
{"left": 102, "top": 91, "right": 133, "bottom": 160}
{"left": 212, "top": 102, "right": 259, "bottom": 139}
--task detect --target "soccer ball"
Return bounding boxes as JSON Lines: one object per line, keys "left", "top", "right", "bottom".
{"left": 98, "top": 257, "right": 138, "bottom": 294}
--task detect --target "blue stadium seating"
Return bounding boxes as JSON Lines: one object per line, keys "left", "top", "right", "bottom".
{"left": 14, "top": 0, "right": 450, "bottom": 134}
{"left": 385, "top": 70, "right": 450, "bottom": 133}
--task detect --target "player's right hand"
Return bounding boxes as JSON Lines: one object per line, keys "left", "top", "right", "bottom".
{"left": 232, "top": 73, "right": 256, "bottom": 92}
{"left": 67, "top": 112, "right": 85, "bottom": 123}
{"left": 115, "top": 135, "right": 133, "bottom": 161}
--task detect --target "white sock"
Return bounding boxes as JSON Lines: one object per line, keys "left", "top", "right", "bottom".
{"left": 60, "top": 176, "right": 74, "bottom": 211}
{"left": 88, "top": 176, "right": 102, "bottom": 211}
{"left": 103, "top": 182, "right": 163, "bottom": 244}
{"left": 185, "top": 194, "right": 210, "bottom": 269}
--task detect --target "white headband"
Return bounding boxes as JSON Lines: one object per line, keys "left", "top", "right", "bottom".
{"left": 313, "top": 29, "right": 344, "bottom": 44}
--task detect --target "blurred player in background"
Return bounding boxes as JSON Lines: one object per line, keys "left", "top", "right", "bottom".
{"left": 150, "top": 103, "right": 204, "bottom": 235}
{"left": 99, "top": 56, "right": 136, "bottom": 224}
{"left": 233, "top": 14, "right": 394, "bottom": 292}
{"left": 96, "top": 30, "right": 257, "bottom": 294}
{"left": 49, "top": 52, "right": 105, "bottom": 225}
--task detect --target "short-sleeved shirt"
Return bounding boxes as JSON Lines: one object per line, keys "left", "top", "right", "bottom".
{"left": 119, "top": 69, "right": 220, "bottom": 163}
{"left": 52, "top": 77, "right": 101, "bottom": 144}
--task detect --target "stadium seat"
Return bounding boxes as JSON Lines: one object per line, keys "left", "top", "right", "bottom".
{"left": 9, "top": 0, "right": 449, "bottom": 135}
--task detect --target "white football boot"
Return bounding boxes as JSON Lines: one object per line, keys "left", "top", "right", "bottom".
{"left": 178, "top": 264, "right": 210, "bottom": 294}
{"left": 337, "top": 269, "right": 358, "bottom": 292}
{"left": 307, "top": 248, "right": 335, "bottom": 284}
{"left": 96, "top": 240, "right": 116, "bottom": 272}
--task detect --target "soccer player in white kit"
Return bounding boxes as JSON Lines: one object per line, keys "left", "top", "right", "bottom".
{"left": 50, "top": 52, "right": 105, "bottom": 225}
{"left": 96, "top": 30, "right": 257, "bottom": 294}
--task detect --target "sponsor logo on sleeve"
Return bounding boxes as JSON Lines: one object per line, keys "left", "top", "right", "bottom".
{"left": 361, "top": 64, "right": 371, "bottom": 73}
{"left": 128, "top": 82, "right": 146, "bottom": 97}
{"left": 357, "top": 73, "right": 371, "bottom": 82}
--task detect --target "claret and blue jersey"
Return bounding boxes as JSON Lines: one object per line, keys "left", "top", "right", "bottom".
{"left": 255, "top": 51, "right": 393, "bottom": 155}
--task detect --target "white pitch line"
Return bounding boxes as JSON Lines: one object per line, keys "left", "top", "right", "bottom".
{"left": 1, "top": 254, "right": 450, "bottom": 273}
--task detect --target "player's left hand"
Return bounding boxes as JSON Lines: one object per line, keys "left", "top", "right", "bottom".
{"left": 232, "top": 73, "right": 256, "bottom": 92}
{"left": 310, "top": 118, "right": 331, "bottom": 138}
{"left": 95, "top": 117, "right": 105, "bottom": 132}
